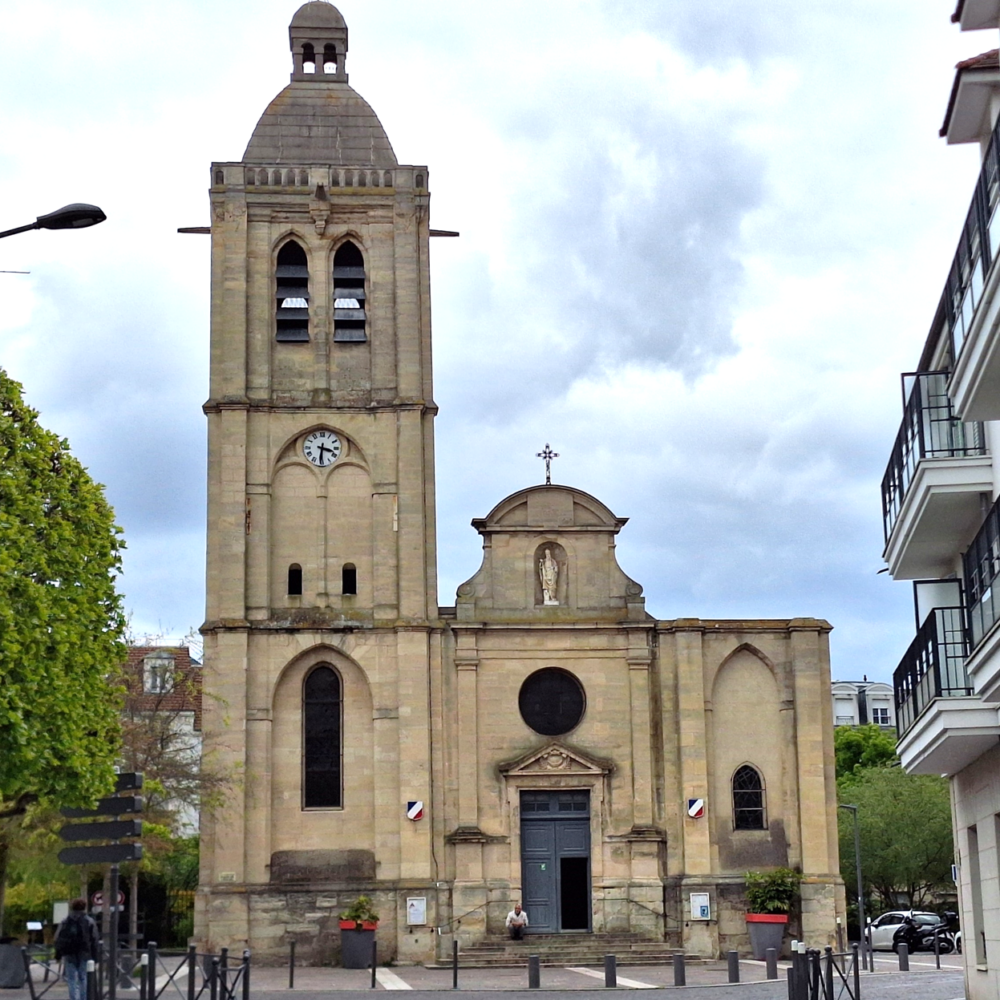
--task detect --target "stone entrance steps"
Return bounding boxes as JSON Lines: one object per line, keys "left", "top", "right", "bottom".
{"left": 441, "top": 933, "right": 695, "bottom": 967}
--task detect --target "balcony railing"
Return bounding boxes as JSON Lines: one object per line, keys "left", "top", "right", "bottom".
{"left": 964, "top": 493, "right": 1000, "bottom": 648}
{"left": 894, "top": 606, "right": 972, "bottom": 736}
{"left": 881, "top": 371, "right": 986, "bottom": 541}
{"left": 943, "top": 109, "right": 1000, "bottom": 362}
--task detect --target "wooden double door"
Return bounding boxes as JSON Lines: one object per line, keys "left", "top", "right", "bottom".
{"left": 520, "top": 790, "right": 591, "bottom": 933}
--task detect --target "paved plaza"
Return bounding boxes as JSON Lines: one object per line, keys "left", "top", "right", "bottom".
{"left": 12, "top": 953, "right": 966, "bottom": 1000}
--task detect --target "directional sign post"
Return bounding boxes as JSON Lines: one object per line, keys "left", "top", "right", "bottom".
{"left": 59, "top": 820, "right": 143, "bottom": 843}
{"left": 56, "top": 773, "right": 144, "bottom": 1000}
{"left": 58, "top": 843, "right": 142, "bottom": 866}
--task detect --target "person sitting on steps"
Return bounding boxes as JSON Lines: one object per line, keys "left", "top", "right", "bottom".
{"left": 506, "top": 903, "right": 529, "bottom": 940}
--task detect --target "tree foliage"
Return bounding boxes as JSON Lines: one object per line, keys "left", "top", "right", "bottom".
{"left": 838, "top": 766, "right": 953, "bottom": 909}
{"left": 834, "top": 724, "right": 898, "bottom": 779}
{"left": 0, "top": 368, "right": 127, "bottom": 930}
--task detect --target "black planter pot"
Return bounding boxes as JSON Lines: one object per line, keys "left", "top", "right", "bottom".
{"left": 340, "top": 927, "right": 376, "bottom": 969}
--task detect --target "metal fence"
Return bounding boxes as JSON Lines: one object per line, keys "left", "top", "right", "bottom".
{"left": 787, "top": 946, "right": 860, "bottom": 1000}
{"left": 21, "top": 944, "right": 249, "bottom": 1000}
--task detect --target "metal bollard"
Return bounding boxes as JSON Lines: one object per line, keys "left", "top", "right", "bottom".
{"left": 728, "top": 950, "right": 740, "bottom": 983}
{"left": 188, "top": 946, "right": 197, "bottom": 1000}
{"left": 851, "top": 944, "right": 860, "bottom": 999}
{"left": 786, "top": 966, "right": 795, "bottom": 1000}
{"left": 452, "top": 939, "right": 458, "bottom": 990}
{"left": 528, "top": 955, "right": 540, "bottom": 989}
{"left": 220, "top": 947, "right": 228, "bottom": 999}
{"left": 766, "top": 947, "right": 778, "bottom": 980}
{"left": 87, "top": 960, "right": 97, "bottom": 1000}
{"left": 825, "top": 947, "right": 834, "bottom": 1000}
{"left": 140, "top": 953, "right": 149, "bottom": 1000}
{"left": 370, "top": 941, "right": 377, "bottom": 989}
{"left": 604, "top": 955, "right": 616, "bottom": 988}
{"left": 288, "top": 940, "right": 295, "bottom": 989}
{"left": 897, "top": 942, "right": 909, "bottom": 972}
{"left": 242, "top": 949, "right": 251, "bottom": 1000}
{"left": 837, "top": 919, "right": 845, "bottom": 955}
{"left": 209, "top": 958, "right": 219, "bottom": 1000}
{"left": 934, "top": 930, "right": 941, "bottom": 970}
{"left": 673, "top": 953, "right": 686, "bottom": 987}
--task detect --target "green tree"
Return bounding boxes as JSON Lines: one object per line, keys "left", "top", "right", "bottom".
{"left": 834, "top": 724, "right": 898, "bottom": 778}
{"left": 838, "top": 766, "right": 953, "bottom": 910}
{"left": 0, "top": 368, "right": 127, "bottom": 933}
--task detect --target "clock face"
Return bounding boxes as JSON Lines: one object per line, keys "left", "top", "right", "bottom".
{"left": 303, "top": 430, "right": 342, "bottom": 467}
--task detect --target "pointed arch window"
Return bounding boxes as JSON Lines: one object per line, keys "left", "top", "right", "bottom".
{"left": 276, "top": 241, "right": 310, "bottom": 342}
{"left": 303, "top": 666, "right": 342, "bottom": 808}
{"left": 732, "top": 765, "right": 765, "bottom": 830}
{"left": 333, "top": 241, "right": 367, "bottom": 342}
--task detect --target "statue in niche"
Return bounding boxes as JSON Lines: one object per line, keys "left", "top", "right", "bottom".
{"left": 539, "top": 547, "right": 559, "bottom": 606}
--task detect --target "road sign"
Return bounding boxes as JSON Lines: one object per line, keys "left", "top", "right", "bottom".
{"left": 58, "top": 844, "right": 143, "bottom": 866}
{"left": 60, "top": 796, "right": 143, "bottom": 818}
{"left": 91, "top": 890, "right": 125, "bottom": 908}
{"left": 58, "top": 819, "right": 142, "bottom": 842}
{"left": 114, "top": 773, "right": 143, "bottom": 793}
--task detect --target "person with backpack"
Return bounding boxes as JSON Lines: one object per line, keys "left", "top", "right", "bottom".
{"left": 54, "top": 898, "right": 99, "bottom": 1000}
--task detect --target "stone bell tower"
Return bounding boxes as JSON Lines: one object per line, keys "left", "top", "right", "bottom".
{"left": 196, "top": 0, "right": 441, "bottom": 956}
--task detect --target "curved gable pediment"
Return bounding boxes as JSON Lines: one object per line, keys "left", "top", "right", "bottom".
{"left": 473, "top": 485, "right": 627, "bottom": 534}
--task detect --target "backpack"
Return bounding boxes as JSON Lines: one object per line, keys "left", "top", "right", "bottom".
{"left": 56, "top": 915, "right": 87, "bottom": 957}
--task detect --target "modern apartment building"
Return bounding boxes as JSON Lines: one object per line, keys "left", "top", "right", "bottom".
{"left": 886, "top": 4, "right": 1000, "bottom": 998}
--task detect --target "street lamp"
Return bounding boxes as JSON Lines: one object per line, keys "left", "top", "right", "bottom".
{"left": 839, "top": 803, "right": 868, "bottom": 970}
{"left": 0, "top": 204, "right": 106, "bottom": 240}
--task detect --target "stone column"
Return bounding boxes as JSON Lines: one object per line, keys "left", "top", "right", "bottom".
{"left": 674, "top": 622, "right": 717, "bottom": 958}
{"left": 790, "top": 620, "right": 838, "bottom": 947}
{"left": 627, "top": 629, "right": 654, "bottom": 829}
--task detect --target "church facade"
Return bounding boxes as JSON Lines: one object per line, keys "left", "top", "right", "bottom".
{"left": 195, "top": 2, "right": 844, "bottom": 965}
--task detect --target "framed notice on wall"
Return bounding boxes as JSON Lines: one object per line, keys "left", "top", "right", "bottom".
{"left": 406, "top": 897, "right": 427, "bottom": 925}
{"left": 690, "top": 892, "right": 711, "bottom": 921}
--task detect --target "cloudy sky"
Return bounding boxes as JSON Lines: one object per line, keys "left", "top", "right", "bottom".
{"left": 0, "top": 1, "right": 987, "bottom": 680}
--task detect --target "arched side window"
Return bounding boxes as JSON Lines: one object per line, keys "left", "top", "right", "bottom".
{"left": 276, "top": 241, "right": 310, "bottom": 342}
{"left": 323, "top": 43, "right": 337, "bottom": 74}
{"left": 287, "top": 564, "right": 303, "bottom": 596}
{"left": 732, "top": 764, "right": 765, "bottom": 830}
{"left": 342, "top": 563, "right": 357, "bottom": 595}
{"left": 302, "top": 43, "right": 316, "bottom": 73}
{"left": 333, "top": 241, "right": 367, "bottom": 342}
{"left": 303, "top": 666, "right": 342, "bottom": 808}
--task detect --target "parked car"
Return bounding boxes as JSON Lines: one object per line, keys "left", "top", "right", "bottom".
{"left": 868, "top": 911, "right": 943, "bottom": 950}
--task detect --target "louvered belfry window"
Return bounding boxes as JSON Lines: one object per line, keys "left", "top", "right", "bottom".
{"left": 276, "top": 240, "right": 310, "bottom": 342}
{"left": 333, "top": 241, "right": 367, "bottom": 342}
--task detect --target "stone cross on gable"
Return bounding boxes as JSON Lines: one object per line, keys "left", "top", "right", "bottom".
{"left": 536, "top": 444, "right": 559, "bottom": 485}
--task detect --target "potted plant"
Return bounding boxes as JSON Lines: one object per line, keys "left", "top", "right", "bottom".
{"left": 339, "top": 895, "right": 379, "bottom": 969}
{"left": 744, "top": 868, "right": 800, "bottom": 959}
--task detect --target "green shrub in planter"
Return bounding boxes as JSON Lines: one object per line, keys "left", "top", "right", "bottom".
{"left": 744, "top": 868, "right": 800, "bottom": 915}
{"left": 744, "top": 869, "right": 800, "bottom": 960}
{"left": 339, "top": 896, "right": 379, "bottom": 969}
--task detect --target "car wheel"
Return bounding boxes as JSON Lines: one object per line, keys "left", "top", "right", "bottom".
{"left": 939, "top": 940, "right": 954, "bottom": 955}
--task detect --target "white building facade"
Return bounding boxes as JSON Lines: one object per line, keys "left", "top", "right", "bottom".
{"left": 831, "top": 681, "right": 895, "bottom": 730}
{"left": 887, "top": 5, "right": 1000, "bottom": 999}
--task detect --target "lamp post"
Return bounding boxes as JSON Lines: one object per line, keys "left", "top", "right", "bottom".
{"left": 0, "top": 203, "right": 106, "bottom": 240}
{"left": 839, "top": 803, "right": 867, "bottom": 970}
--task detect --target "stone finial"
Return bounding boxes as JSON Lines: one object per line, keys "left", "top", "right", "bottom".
{"left": 289, "top": 1, "right": 348, "bottom": 82}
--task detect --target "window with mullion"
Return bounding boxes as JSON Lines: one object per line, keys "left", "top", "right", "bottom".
{"left": 732, "top": 764, "right": 766, "bottom": 831}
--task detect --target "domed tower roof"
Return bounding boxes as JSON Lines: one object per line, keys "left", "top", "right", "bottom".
{"left": 243, "top": 2, "right": 397, "bottom": 167}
